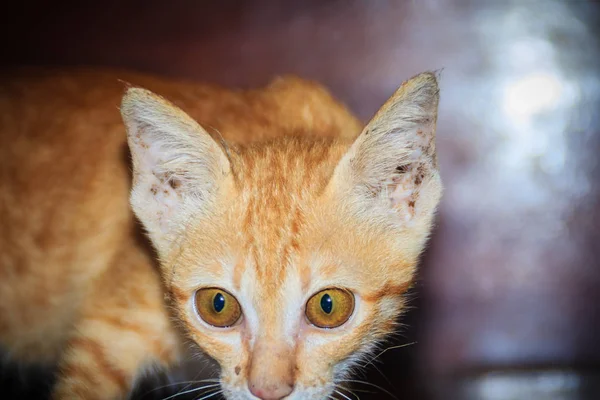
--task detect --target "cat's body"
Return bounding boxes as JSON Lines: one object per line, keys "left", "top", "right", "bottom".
{"left": 0, "top": 68, "right": 441, "bottom": 399}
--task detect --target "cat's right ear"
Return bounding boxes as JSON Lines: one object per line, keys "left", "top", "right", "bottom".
{"left": 328, "top": 72, "right": 442, "bottom": 235}
{"left": 121, "top": 88, "right": 231, "bottom": 256}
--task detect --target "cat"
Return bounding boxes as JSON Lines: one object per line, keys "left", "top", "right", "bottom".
{"left": 0, "top": 67, "right": 442, "bottom": 400}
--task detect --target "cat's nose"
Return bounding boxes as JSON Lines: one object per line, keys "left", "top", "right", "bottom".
{"left": 249, "top": 382, "right": 293, "bottom": 400}
{"left": 248, "top": 339, "right": 295, "bottom": 399}
{"left": 248, "top": 338, "right": 295, "bottom": 400}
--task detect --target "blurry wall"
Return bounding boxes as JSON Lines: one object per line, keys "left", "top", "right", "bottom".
{"left": 2, "top": 0, "right": 599, "bottom": 398}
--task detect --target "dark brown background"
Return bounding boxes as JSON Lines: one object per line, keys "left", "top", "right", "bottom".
{"left": 1, "top": 0, "right": 600, "bottom": 399}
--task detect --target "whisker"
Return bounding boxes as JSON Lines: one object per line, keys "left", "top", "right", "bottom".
{"left": 334, "top": 389, "right": 354, "bottom": 400}
{"left": 362, "top": 342, "right": 417, "bottom": 368}
{"left": 338, "top": 379, "right": 398, "bottom": 400}
{"left": 160, "top": 384, "right": 221, "bottom": 400}
{"left": 367, "top": 361, "right": 394, "bottom": 389}
{"left": 346, "top": 387, "right": 376, "bottom": 394}
{"left": 154, "top": 363, "right": 218, "bottom": 399}
{"left": 196, "top": 389, "right": 223, "bottom": 400}
{"left": 336, "top": 385, "right": 361, "bottom": 400}
{"left": 143, "top": 379, "right": 221, "bottom": 395}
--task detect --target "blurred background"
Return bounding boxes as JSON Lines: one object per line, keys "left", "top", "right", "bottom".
{"left": 1, "top": 0, "right": 599, "bottom": 399}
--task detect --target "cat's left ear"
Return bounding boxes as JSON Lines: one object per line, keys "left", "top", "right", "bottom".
{"left": 329, "top": 72, "right": 442, "bottom": 227}
{"left": 121, "top": 88, "right": 232, "bottom": 256}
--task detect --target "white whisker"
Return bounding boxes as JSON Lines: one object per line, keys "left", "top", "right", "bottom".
{"left": 336, "top": 385, "right": 360, "bottom": 400}
{"left": 160, "top": 383, "right": 221, "bottom": 400}
{"left": 144, "top": 379, "right": 221, "bottom": 394}
{"left": 335, "top": 389, "right": 353, "bottom": 400}
{"left": 196, "top": 389, "right": 223, "bottom": 400}
{"left": 337, "top": 379, "right": 398, "bottom": 400}
{"left": 362, "top": 342, "right": 417, "bottom": 368}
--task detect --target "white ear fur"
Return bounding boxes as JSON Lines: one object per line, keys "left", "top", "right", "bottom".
{"left": 121, "top": 87, "right": 230, "bottom": 255}
{"left": 331, "top": 72, "right": 442, "bottom": 226}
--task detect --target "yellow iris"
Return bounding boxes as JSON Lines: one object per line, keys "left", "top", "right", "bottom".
{"left": 305, "top": 288, "right": 355, "bottom": 328}
{"left": 194, "top": 288, "right": 242, "bottom": 327}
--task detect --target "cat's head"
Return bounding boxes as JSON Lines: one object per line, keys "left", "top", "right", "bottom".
{"left": 121, "top": 72, "right": 442, "bottom": 400}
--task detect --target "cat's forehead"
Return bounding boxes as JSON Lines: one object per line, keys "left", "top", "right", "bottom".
{"left": 224, "top": 141, "right": 334, "bottom": 290}
{"left": 234, "top": 137, "right": 346, "bottom": 194}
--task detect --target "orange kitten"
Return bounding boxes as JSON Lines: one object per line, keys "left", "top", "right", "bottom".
{"left": 0, "top": 68, "right": 441, "bottom": 400}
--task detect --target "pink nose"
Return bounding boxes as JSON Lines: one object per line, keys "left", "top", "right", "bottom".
{"left": 249, "top": 383, "right": 293, "bottom": 400}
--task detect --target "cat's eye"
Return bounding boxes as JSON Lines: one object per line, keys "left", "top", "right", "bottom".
{"left": 194, "top": 288, "right": 242, "bottom": 328}
{"left": 305, "top": 288, "right": 355, "bottom": 329}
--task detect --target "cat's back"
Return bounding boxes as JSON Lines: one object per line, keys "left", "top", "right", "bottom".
{"left": 0, "top": 69, "right": 142, "bottom": 361}
{"left": 0, "top": 69, "right": 138, "bottom": 273}
{"left": 0, "top": 69, "right": 145, "bottom": 258}
{"left": 1, "top": 67, "right": 360, "bottom": 144}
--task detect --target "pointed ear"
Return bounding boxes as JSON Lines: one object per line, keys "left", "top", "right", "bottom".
{"left": 121, "top": 88, "right": 231, "bottom": 255}
{"left": 330, "top": 72, "right": 442, "bottom": 227}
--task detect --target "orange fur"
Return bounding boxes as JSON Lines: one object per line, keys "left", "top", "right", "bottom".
{"left": 0, "top": 67, "right": 441, "bottom": 399}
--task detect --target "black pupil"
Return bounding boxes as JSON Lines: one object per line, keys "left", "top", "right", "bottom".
{"left": 213, "top": 292, "right": 226, "bottom": 313}
{"left": 320, "top": 293, "right": 333, "bottom": 314}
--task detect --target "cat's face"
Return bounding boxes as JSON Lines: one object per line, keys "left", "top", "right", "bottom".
{"left": 122, "top": 72, "right": 441, "bottom": 399}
